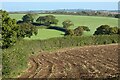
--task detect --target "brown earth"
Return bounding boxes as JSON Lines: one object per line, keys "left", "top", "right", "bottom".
{"left": 20, "top": 44, "right": 120, "bottom": 78}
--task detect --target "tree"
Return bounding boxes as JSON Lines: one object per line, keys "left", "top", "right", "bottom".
{"left": 94, "top": 25, "right": 110, "bottom": 35}
{"left": 18, "top": 23, "right": 38, "bottom": 38}
{"left": 74, "top": 26, "right": 84, "bottom": 36}
{"left": 94, "top": 25, "right": 120, "bottom": 35}
{"left": 36, "top": 15, "right": 58, "bottom": 26}
{"left": 1, "top": 10, "right": 20, "bottom": 48}
{"left": 36, "top": 16, "right": 45, "bottom": 24}
{"left": 22, "top": 14, "right": 34, "bottom": 23}
{"left": 1, "top": 10, "right": 38, "bottom": 48}
{"left": 114, "top": 14, "right": 120, "bottom": 18}
{"left": 80, "top": 26, "right": 90, "bottom": 31}
{"left": 62, "top": 20, "right": 74, "bottom": 29}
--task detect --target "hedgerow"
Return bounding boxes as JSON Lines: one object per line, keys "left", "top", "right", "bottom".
{"left": 2, "top": 35, "right": 119, "bottom": 78}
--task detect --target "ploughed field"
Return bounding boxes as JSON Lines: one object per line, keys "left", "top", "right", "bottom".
{"left": 20, "top": 44, "right": 119, "bottom": 78}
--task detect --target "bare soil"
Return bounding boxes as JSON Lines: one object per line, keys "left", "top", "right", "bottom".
{"left": 20, "top": 44, "right": 120, "bottom": 78}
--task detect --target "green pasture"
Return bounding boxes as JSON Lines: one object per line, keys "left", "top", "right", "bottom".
{"left": 24, "top": 29, "right": 64, "bottom": 40}
{"left": 9, "top": 14, "right": 118, "bottom": 39}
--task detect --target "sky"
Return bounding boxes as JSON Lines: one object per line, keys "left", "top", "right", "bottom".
{"left": 1, "top": 2, "right": 118, "bottom": 11}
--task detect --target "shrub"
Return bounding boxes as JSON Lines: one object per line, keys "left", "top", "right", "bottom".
{"left": 65, "top": 29, "right": 74, "bottom": 36}
{"left": 94, "top": 25, "right": 119, "bottom": 35}
{"left": 94, "top": 25, "right": 110, "bottom": 35}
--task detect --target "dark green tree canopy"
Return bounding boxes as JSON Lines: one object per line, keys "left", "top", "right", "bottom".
{"left": 62, "top": 20, "right": 74, "bottom": 29}
{"left": 1, "top": 10, "right": 38, "bottom": 48}
{"left": 65, "top": 26, "right": 90, "bottom": 36}
{"left": 18, "top": 23, "right": 38, "bottom": 38}
{"left": 1, "top": 10, "right": 20, "bottom": 48}
{"left": 22, "top": 14, "right": 34, "bottom": 23}
{"left": 36, "top": 15, "right": 58, "bottom": 26}
{"left": 114, "top": 14, "right": 120, "bottom": 18}
{"left": 94, "top": 25, "right": 110, "bottom": 35}
{"left": 94, "top": 25, "right": 119, "bottom": 35}
{"left": 36, "top": 16, "right": 45, "bottom": 24}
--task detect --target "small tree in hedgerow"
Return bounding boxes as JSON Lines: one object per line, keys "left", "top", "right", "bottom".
{"left": 74, "top": 26, "right": 84, "bottom": 36}
{"left": 109, "top": 27, "right": 118, "bottom": 35}
{"left": 73, "top": 26, "right": 90, "bottom": 36}
{"left": 94, "top": 25, "right": 110, "bottom": 35}
{"left": 65, "top": 29, "right": 74, "bottom": 36}
{"left": 81, "top": 26, "right": 90, "bottom": 31}
{"left": 62, "top": 20, "right": 74, "bottom": 29}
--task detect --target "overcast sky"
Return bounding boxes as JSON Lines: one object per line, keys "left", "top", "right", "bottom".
{"left": 1, "top": 2, "right": 118, "bottom": 11}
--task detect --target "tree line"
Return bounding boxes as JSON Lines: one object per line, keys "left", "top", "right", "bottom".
{"left": 38, "top": 11, "right": 119, "bottom": 18}
{"left": 1, "top": 10, "right": 120, "bottom": 48}
{"left": 1, "top": 10, "right": 38, "bottom": 48}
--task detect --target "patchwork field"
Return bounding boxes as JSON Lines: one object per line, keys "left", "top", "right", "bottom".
{"left": 20, "top": 44, "right": 119, "bottom": 78}
{"left": 10, "top": 14, "right": 118, "bottom": 39}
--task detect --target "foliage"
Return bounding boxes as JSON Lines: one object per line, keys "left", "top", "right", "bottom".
{"left": 94, "top": 25, "right": 111, "bottom": 35}
{"left": 36, "top": 16, "right": 45, "bottom": 24}
{"left": 109, "top": 27, "right": 118, "bottom": 34}
{"left": 18, "top": 23, "right": 38, "bottom": 38}
{"left": 1, "top": 11, "right": 38, "bottom": 48}
{"left": 80, "top": 26, "right": 90, "bottom": 31}
{"left": 94, "top": 25, "right": 119, "bottom": 35}
{"left": 74, "top": 26, "right": 84, "bottom": 36}
{"left": 36, "top": 10, "right": 116, "bottom": 17}
{"left": 65, "top": 29, "right": 74, "bottom": 36}
{"left": 22, "top": 14, "right": 34, "bottom": 23}
{"left": 1, "top": 10, "right": 20, "bottom": 48}
{"left": 114, "top": 14, "right": 120, "bottom": 18}
{"left": 62, "top": 20, "right": 74, "bottom": 29}
{"left": 36, "top": 15, "right": 58, "bottom": 26}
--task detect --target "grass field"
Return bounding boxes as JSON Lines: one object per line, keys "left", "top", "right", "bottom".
{"left": 9, "top": 14, "right": 118, "bottom": 39}
{"left": 24, "top": 29, "right": 64, "bottom": 40}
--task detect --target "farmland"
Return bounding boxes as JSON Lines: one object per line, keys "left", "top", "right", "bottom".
{"left": 2, "top": 35, "right": 119, "bottom": 78}
{"left": 20, "top": 44, "right": 119, "bottom": 78}
{"left": 2, "top": 12, "right": 119, "bottom": 79}
{"left": 9, "top": 14, "right": 118, "bottom": 39}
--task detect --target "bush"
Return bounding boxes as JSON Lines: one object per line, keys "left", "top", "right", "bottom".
{"left": 94, "top": 25, "right": 119, "bottom": 35}
{"left": 94, "top": 25, "right": 110, "bottom": 35}
{"left": 65, "top": 29, "right": 74, "bottom": 36}
{"left": 74, "top": 26, "right": 84, "bottom": 36}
